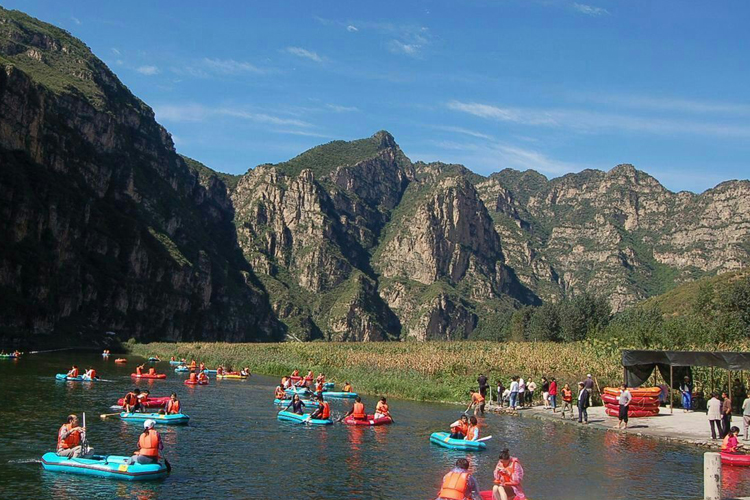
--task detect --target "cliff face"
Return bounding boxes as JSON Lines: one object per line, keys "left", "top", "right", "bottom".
{"left": 0, "top": 8, "right": 279, "bottom": 343}
{"left": 3, "top": 8, "right": 750, "bottom": 344}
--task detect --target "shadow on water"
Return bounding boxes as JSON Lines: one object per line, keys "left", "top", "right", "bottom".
{"left": 2, "top": 352, "right": 748, "bottom": 499}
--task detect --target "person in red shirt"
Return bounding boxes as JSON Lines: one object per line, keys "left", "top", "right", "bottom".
{"left": 549, "top": 378, "right": 558, "bottom": 413}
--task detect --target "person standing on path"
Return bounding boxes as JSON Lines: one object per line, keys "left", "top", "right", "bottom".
{"left": 549, "top": 378, "right": 558, "bottom": 413}
{"left": 541, "top": 377, "right": 550, "bottom": 409}
{"left": 518, "top": 378, "right": 527, "bottom": 408}
{"left": 509, "top": 377, "right": 520, "bottom": 410}
{"left": 526, "top": 378, "right": 536, "bottom": 407}
{"left": 583, "top": 374, "right": 595, "bottom": 406}
{"left": 679, "top": 376, "right": 693, "bottom": 412}
{"left": 577, "top": 382, "right": 589, "bottom": 424}
{"left": 478, "top": 374, "right": 489, "bottom": 399}
{"left": 561, "top": 383, "right": 574, "bottom": 419}
{"left": 497, "top": 380, "right": 506, "bottom": 407}
{"left": 742, "top": 392, "right": 750, "bottom": 441}
{"left": 722, "top": 392, "right": 733, "bottom": 438}
{"left": 707, "top": 393, "right": 723, "bottom": 439}
{"left": 617, "top": 384, "right": 632, "bottom": 430}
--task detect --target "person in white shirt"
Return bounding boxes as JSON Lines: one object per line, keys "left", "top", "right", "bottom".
{"left": 527, "top": 379, "right": 537, "bottom": 407}
{"left": 617, "top": 384, "right": 632, "bottom": 430}
{"left": 518, "top": 378, "right": 526, "bottom": 407}
{"left": 707, "top": 393, "right": 723, "bottom": 439}
{"left": 509, "top": 377, "right": 520, "bottom": 409}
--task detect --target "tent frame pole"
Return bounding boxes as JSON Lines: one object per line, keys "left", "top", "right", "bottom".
{"left": 711, "top": 367, "right": 715, "bottom": 395}
{"left": 670, "top": 364, "right": 674, "bottom": 414}
{"left": 729, "top": 370, "right": 733, "bottom": 415}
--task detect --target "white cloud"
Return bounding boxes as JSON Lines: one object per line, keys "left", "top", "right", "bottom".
{"left": 286, "top": 47, "right": 323, "bottom": 63}
{"left": 326, "top": 104, "right": 359, "bottom": 113}
{"left": 202, "top": 58, "right": 265, "bottom": 74}
{"left": 111, "top": 48, "right": 120, "bottom": 55}
{"left": 447, "top": 101, "right": 557, "bottom": 125}
{"left": 572, "top": 3, "right": 609, "bottom": 16}
{"left": 71, "top": 16, "right": 81, "bottom": 25}
{"left": 388, "top": 40, "right": 421, "bottom": 56}
{"left": 154, "top": 103, "right": 313, "bottom": 129}
{"left": 430, "top": 125, "right": 494, "bottom": 140}
{"left": 136, "top": 65, "right": 159, "bottom": 76}
{"left": 578, "top": 93, "right": 750, "bottom": 116}
{"left": 115, "top": 60, "right": 123, "bottom": 66}
{"left": 347, "top": 25, "right": 358, "bottom": 32}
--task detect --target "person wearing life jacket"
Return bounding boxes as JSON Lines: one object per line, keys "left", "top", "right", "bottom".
{"left": 723, "top": 426, "right": 741, "bottom": 453}
{"left": 170, "top": 356, "right": 176, "bottom": 362}
{"left": 148, "top": 367, "right": 157, "bottom": 375}
{"left": 135, "top": 364, "right": 144, "bottom": 376}
{"left": 126, "top": 419, "right": 162, "bottom": 465}
{"left": 67, "top": 365, "right": 79, "bottom": 378}
{"left": 450, "top": 415, "right": 469, "bottom": 439}
{"left": 374, "top": 397, "right": 390, "bottom": 419}
{"left": 292, "top": 369, "right": 300, "bottom": 378}
{"left": 309, "top": 394, "right": 331, "bottom": 420}
{"left": 281, "top": 376, "right": 291, "bottom": 389}
{"left": 167, "top": 393, "right": 181, "bottom": 414}
{"left": 343, "top": 396, "right": 367, "bottom": 420}
{"left": 436, "top": 458, "right": 481, "bottom": 500}
{"left": 138, "top": 390, "right": 151, "bottom": 407}
{"left": 240, "top": 367, "right": 250, "bottom": 377}
{"left": 123, "top": 388, "right": 142, "bottom": 413}
{"left": 343, "top": 382, "right": 353, "bottom": 393}
{"left": 465, "top": 416, "right": 480, "bottom": 441}
{"left": 57, "top": 414, "right": 91, "bottom": 458}
{"left": 492, "top": 448, "right": 526, "bottom": 500}
{"left": 199, "top": 362, "right": 206, "bottom": 372}
{"left": 189, "top": 359, "right": 197, "bottom": 371}
{"left": 188, "top": 372, "right": 198, "bottom": 384}
{"left": 305, "top": 370, "right": 314, "bottom": 383}
{"left": 217, "top": 366, "right": 224, "bottom": 376}
{"left": 197, "top": 371, "right": 209, "bottom": 384}
{"left": 316, "top": 373, "right": 326, "bottom": 385}
{"left": 467, "top": 389, "right": 486, "bottom": 416}
{"left": 274, "top": 384, "right": 287, "bottom": 400}
{"left": 84, "top": 367, "right": 97, "bottom": 380}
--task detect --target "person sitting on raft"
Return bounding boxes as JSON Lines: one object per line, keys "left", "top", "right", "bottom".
{"left": 170, "top": 356, "right": 176, "bottom": 362}
{"left": 375, "top": 397, "right": 390, "bottom": 419}
{"left": 189, "top": 359, "right": 197, "bottom": 371}
{"left": 217, "top": 366, "right": 224, "bottom": 376}
{"left": 465, "top": 416, "right": 480, "bottom": 441}
{"left": 291, "top": 369, "right": 300, "bottom": 378}
{"left": 84, "top": 367, "right": 98, "bottom": 380}
{"left": 436, "top": 458, "right": 481, "bottom": 500}
{"left": 138, "top": 390, "right": 151, "bottom": 406}
{"left": 126, "top": 419, "right": 162, "bottom": 465}
{"left": 449, "top": 415, "right": 469, "bottom": 439}
{"left": 343, "top": 382, "right": 353, "bottom": 393}
{"left": 275, "top": 384, "right": 287, "bottom": 400}
{"left": 342, "top": 396, "right": 367, "bottom": 421}
{"left": 167, "top": 393, "right": 181, "bottom": 414}
{"left": 199, "top": 362, "right": 206, "bottom": 373}
{"left": 315, "top": 380, "right": 325, "bottom": 396}
{"left": 197, "top": 371, "right": 209, "bottom": 384}
{"left": 240, "top": 367, "right": 250, "bottom": 377}
{"left": 316, "top": 373, "right": 326, "bottom": 385}
{"left": 67, "top": 365, "right": 79, "bottom": 378}
{"left": 467, "top": 389, "right": 485, "bottom": 416}
{"left": 309, "top": 395, "right": 331, "bottom": 421}
{"left": 135, "top": 364, "right": 144, "bottom": 376}
{"left": 123, "top": 389, "right": 142, "bottom": 413}
{"left": 148, "top": 366, "right": 157, "bottom": 376}
{"left": 492, "top": 448, "right": 525, "bottom": 500}
{"left": 723, "top": 426, "right": 741, "bottom": 453}
{"left": 57, "top": 414, "right": 92, "bottom": 458}
{"left": 285, "top": 394, "right": 306, "bottom": 415}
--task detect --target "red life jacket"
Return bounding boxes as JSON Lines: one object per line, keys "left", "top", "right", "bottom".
{"left": 352, "top": 402, "right": 366, "bottom": 419}
{"left": 189, "top": 373, "right": 197, "bottom": 382}
{"left": 57, "top": 423, "right": 81, "bottom": 450}
{"left": 124, "top": 392, "right": 138, "bottom": 406}
{"left": 138, "top": 430, "right": 160, "bottom": 457}
{"left": 87, "top": 369, "right": 97, "bottom": 379}
{"left": 167, "top": 400, "right": 181, "bottom": 414}
{"left": 69, "top": 368, "right": 79, "bottom": 377}
{"left": 438, "top": 471, "right": 470, "bottom": 500}
{"left": 320, "top": 402, "right": 331, "bottom": 419}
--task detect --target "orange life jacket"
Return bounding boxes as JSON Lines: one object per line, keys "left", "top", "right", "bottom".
{"left": 450, "top": 420, "right": 468, "bottom": 434}
{"left": 466, "top": 424, "right": 479, "bottom": 441}
{"left": 138, "top": 429, "right": 161, "bottom": 457}
{"left": 57, "top": 423, "right": 81, "bottom": 450}
{"left": 124, "top": 392, "right": 138, "bottom": 406}
{"left": 472, "top": 393, "right": 485, "bottom": 404}
{"left": 198, "top": 372, "right": 208, "bottom": 382}
{"left": 167, "top": 400, "right": 181, "bottom": 414}
{"left": 69, "top": 368, "right": 79, "bottom": 377}
{"left": 352, "top": 402, "right": 366, "bottom": 419}
{"left": 189, "top": 373, "right": 197, "bottom": 382}
{"left": 87, "top": 369, "right": 97, "bottom": 379}
{"left": 148, "top": 368, "right": 156, "bottom": 375}
{"left": 376, "top": 402, "right": 389, "bottom": 415}
{"left": 275, "top": 387, "right": 286, "bottom": 399}
{"left": 315, "top": 382, "right": 324, "bottom": 393}
{"left": 320, "top": 402, "right": 331, "bottom": 419}
{"left": 190, "top": 360, "right": 196, "bottom": 369}
{"left": 438, "top": 471, "right": 470, "bottom": 500}
{"left": 494, "top": 458, "right": 520, "bottom": 487}
{"left": 199, "top": 363, "right": 205, "bottom": 371}
{"left": 562, "top": 388, "right": 573, "bottom": 402}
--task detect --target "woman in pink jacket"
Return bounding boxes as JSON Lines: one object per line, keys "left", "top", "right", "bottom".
{"left": 492, "top": 449, "right": 526, "bottom": 500}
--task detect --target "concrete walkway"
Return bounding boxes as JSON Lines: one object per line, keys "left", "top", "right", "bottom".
{"left": 487, "top": 403, "right": 747, "bottom": 449}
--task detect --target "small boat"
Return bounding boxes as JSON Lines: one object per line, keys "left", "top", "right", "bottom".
{"left": 169, "top": 360, "right": 183, "bottom": 366}
{"left": 323, "top": 382, "right": 334, "bottom": 390}
{"left": 116, "top": 396, "right": 171, "bottom": 409}
{"left": 0, "top": 354, "right": 18, "bottom": 359}
{"left": 55, "top": 374, "right": 84, "bottom": 382}
{"left": 604, "top": 406, "right": 659, "bottom": 418}
{"left": 131, "top": 373, "right": 167, "bottom": 380}
{"left": 343, "top": 414, "right": 393, "bottom": 426}
{"left": 285, "top": 387, "right": 311, "bottom": 396}
{"left": 174, "top": 366, "right": 189, "bottom": 373}
{"left": 147, "top": 357, "right": 160, "bottom": 362}
{"left": 274, "top": 398, "right": 320, "bottom": 406}
{"left": 120, "top": 412, "right": 189, "bottom": 425}
{"left": 429, "top": 432, "right": 487, "bottom": 451}
{"left": 202, "top": 369, "right": 217, "bottom": 374}
{"left": 721, "top": 451, "right": 750, "bottom": 467}
{"left": 216, "top": 373, "right": 248, "bottom": 380}
{"left": 41, "top": 452, "right": 168, "bottom": 481}
{"left": 114, "top": 358, "right": 127, "bottom": 364}
{"left": 277, "top": 410, "right": 332, "bottom": 426}
{"left": 321, "top": 391, "right": 358, "bottom": 399}
{"left": 184, "top": 379, "right": 208, "bottom": 386}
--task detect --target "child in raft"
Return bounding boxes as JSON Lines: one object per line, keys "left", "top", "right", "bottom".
{"left": 723, "top": 426, "right": 742, "bottom": 453}
{"left": 67, "top": 365, "right": 79, "bottom": 378}
{"left": 449, "top": 415, "right": 469, "bottom": 439}
{"left": 285, "top": 394, "right": 306, "bottom": 415}
{"left": 465, "top": 416, "right": 480, "bottom": 441}
{"left": 374, "top": 397, "right": 390, "bottom": 419}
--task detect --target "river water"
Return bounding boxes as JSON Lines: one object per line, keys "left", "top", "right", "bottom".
{"left": 1, "top": 352, "right": 748, "bottom": 499}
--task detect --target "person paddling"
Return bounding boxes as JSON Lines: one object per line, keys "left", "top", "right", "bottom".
{"left": 492, "top": 448, "right": 526, "bottom": 500}
{"left": 126, "top": 419, "right": 162, "bottom": 465}
{"left": 240, "top": 367, "right": 250, "bottom": 377}
{"left": 197, "top": 371, "right": 209, "bottom": 384}
{"left": 465, "top": 416, "right": 480, "bottom": 441}
{"left": 374, "top": 397, "right": 390, "bottom": 419}
{"left": 67, "top": 365, "right": 79, "bottom": 378}
{"left": 135, "top": 364, "right": 144, "bottom": 376}
{"left": 309, "top": 395, "right": 331, "bottom": 420}
{"left": 449, "top": 415, "right": 469, "bottom": 439}
{"left": 285, "top": 394, "right": 306, "bottom": 415}
{"left": 342, "top": 396, "right": 367, "bottom": 421}
{"left": 436, "top": 458, "right": 481, "bottom": 500}
{"left": 274, "top": 384, "right": 286, "bottom": 400}
{"left": 57, "top": 414, "right": 91, "bottom": 458}
{"left": 123, "top": 388, "right": 142, "bottom": 413}
{"left": 84, "top": 367, "right": 98, "bottom": 380}
{"left": 166, "top": 393, "right": 181, "bottom": 414}
{"left": 343, "top": 381, "right": 353, "bottom": 393}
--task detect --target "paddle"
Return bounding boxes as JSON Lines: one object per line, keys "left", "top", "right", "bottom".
{"left": 163, "top": 456, "right": 171, "bottom": 473}
{"left": 81, "top": 412, "right": 89, "bottom": 455}
{"left": 476, "top": 435, "right": 493, "bottom": 442}
{"left": 100, "top": 412, "right": 121, "bottom": 419}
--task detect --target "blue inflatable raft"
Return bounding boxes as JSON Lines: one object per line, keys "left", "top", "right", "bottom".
{"left": 429, "top": 432, "right": 487, "bottom": 451}
{"left": 55, "top": 374, "right": 96, "bottom": 382}
{"left": 41, "top": 453, "right": 168, "bottom": 480}
{"left": 274, "top": 398, "right": 320, "bottom": 406}
{"left": 285, "top": 387, "right": 311, "bottom": 396}
{"left": 277, "top": 410, "right": 332, "bottom": 426}
{"left": 147, "top": 357, "right": 160, "bottom": 362}
{"left": 169, "top": 360, "right": 183, "bottom": 366}
{"left": 174, "top": 366, "right": 189, "bottom": 372}
{"left": 120, "top": 412, "right": 189, "bottom": 425}
{"left": 323, "top": 382, "right": 335, "bottom": 390}
{"left": 321, "top": 391, "right": 358, "bottom": 399}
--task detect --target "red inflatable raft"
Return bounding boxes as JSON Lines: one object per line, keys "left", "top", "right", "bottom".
{"left": 721, "top": 452, "right": 750, "bottom": 467}
{"left": 116, "top": 396, "right": 170, "bottom": 408}
{"left": 114, "top": 358, "right": 127, "bottom": 364}
{"left": 605, "top": 406, "right": 659, "bottom": 418}
{"left": 343, "top": 414, "right": 393, "bottom": 426}
{"left": 185, "top": 379, "right": 208, "bottom": 385}
{"left": 131, "top": 373, "right": 167, "bottom": 379}
{"left": 602, "top": 393, "right": 659, "bottom": 406}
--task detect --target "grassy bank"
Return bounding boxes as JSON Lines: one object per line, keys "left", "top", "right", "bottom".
{"left": 129, "top": 340, "right": 750, "bottom": 404}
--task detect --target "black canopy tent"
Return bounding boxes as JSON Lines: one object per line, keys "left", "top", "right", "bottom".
{"left": 621, "top": 350, "right": 750, "bottom": 413}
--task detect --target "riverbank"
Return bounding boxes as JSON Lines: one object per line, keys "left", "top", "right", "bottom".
{"left": 129, "top": 340, "right": 625, "bottom": 403}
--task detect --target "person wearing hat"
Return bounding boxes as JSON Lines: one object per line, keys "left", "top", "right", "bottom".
{"left": 126, "top": 419, "right": 162, "bottom": 465}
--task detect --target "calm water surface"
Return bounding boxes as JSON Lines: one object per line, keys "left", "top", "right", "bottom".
{"left": 2, "top": 353, "right": 749, "bottom": 499}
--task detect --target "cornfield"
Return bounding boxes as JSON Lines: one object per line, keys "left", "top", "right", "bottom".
{"left": 129, "top": 339, "right": 750, "bottom": 404}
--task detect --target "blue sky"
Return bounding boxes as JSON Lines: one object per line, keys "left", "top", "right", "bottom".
{"left": 6, "top": 0, "right": 750, "bottom": 192}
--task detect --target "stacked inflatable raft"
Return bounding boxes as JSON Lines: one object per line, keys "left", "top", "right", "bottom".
{"left": 603, "top": 387, "right": 661, "bottom": 417}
